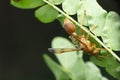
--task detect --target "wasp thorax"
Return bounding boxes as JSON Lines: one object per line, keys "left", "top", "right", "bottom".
{"left": 64, "top": 18, "right": 75, "bottom": 35}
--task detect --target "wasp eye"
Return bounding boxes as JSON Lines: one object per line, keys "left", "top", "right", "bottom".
{"left": 64, "top": 18, "right": 75, "bottom": 35}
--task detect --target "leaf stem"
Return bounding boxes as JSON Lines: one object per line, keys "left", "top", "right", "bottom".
{"left": 43, "top": 0, "right": 120, "bottom": 62}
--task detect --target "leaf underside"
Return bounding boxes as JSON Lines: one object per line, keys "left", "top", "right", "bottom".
{"left": 102, "top": 11, "right": 120, "bottom": 51}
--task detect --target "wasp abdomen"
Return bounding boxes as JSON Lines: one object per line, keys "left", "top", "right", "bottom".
{"left": 64, "top": 18, "right": 75, "bottom": 35}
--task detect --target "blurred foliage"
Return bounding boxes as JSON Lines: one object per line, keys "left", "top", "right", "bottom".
{"left": 11, "top": 0, "right": 120, "bottom": 79}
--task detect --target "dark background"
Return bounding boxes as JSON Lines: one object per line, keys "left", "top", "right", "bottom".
{"left": 1, "top": 0, "right": 120, "bottom": 80}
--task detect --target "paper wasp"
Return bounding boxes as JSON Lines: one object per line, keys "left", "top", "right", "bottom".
{"left": 48, "top": 17, "right": 104, "bottom": 56}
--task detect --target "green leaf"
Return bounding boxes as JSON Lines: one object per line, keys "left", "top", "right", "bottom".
{"left": 62, "top": 0, "right": 81, "bottom": 15}
{"left": 106, "top": 65, "right": 120, "bottom": 80}
{"left": 43, "top": 54, "right": 70, "bottom": 80}
{"left": 90, "top": 50, "right": 118, "bottom": 68}
{"left": 85, "top": 62, "right": 107, "bottom": 80}
{"left": 68, "top": 58, "right": 107, "bottom": 80}
{"left": 90, "top": 50, "right": 113, "bottom": 67}
{"left": 35, "top": 4, "right": 59, "bottom": 23}
{"left": 90, "top": 51, "right": 120, "bottom": 80}
{"left": 102, "top": 11, "right": 120, "bottom": 51}
{"left": 57, "top": 14, "right": 65, "bottom": 27}
{"left": 51, "top": 37, "right": 78, "bottom": 69}
{"left": 77, "top": 0, "right": 107, "bottom": 36}
{"left": 69, "top": 57, "right": 86, "bottom": 80}
{"left": 48, "top": 0, "right": 64, "bottom": 5}
{"left": 10, "top": 0, "right": 45, "bottom": 9}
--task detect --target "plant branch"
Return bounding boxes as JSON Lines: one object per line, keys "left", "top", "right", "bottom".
{"left": 43, "top": 0, "right": 120, "bottom": 62}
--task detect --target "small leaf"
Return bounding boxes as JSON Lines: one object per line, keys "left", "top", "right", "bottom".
{"left": 48, "top": 0, "right": 64, "bottom": 5}
{"left": 68, "top": 59, "right": 107, "bottom": 80}
{"left": 43, "top": 54, "right": 70, "bottom": 80}
{"left": 10, "top": 0, "right": 45, "bottom": 9}
{"left": 85, "top": 62, "right": 106, "bottom": 80}
{"left": 106, "top": 65, "right": 120, "bottom": 80}
{"left": 51, "top": 37, "right": 78, "bottom": 69}
{"left": 35, "top": 5, "right": 58, "bottom": 23}
{"left": 62, "top": 0, "right": 81, "bottom": 15}
{"left": 102, "top": 11, "right": 120, "bottom": 51}
{"left": 90, "top": 51, "right": 116, "bottom": 68}
{"left": 69, "top": 57, "right": 86, "bottom": 80}
{"left": 90, "top": 51, "right": 120, "bottom": 80}
{"left": 77, "top": 0, "right": 107, "bottom": 36}
{"left": 57, "top": 14, "right": 65, "bottom": 27}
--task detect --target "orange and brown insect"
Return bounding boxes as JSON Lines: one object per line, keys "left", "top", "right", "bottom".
{"left": 48, "top": 18, "right": 103, "bottom": 56}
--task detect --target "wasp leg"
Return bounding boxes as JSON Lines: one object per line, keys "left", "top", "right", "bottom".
{"left": 79, "top": 10, "right": 86, "bottom": 35}
{"left": 86, "top": 25, "right": 97, "bottom": 39}
{"left": 79, "top": 10, "right": 86, "bottom": 26}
